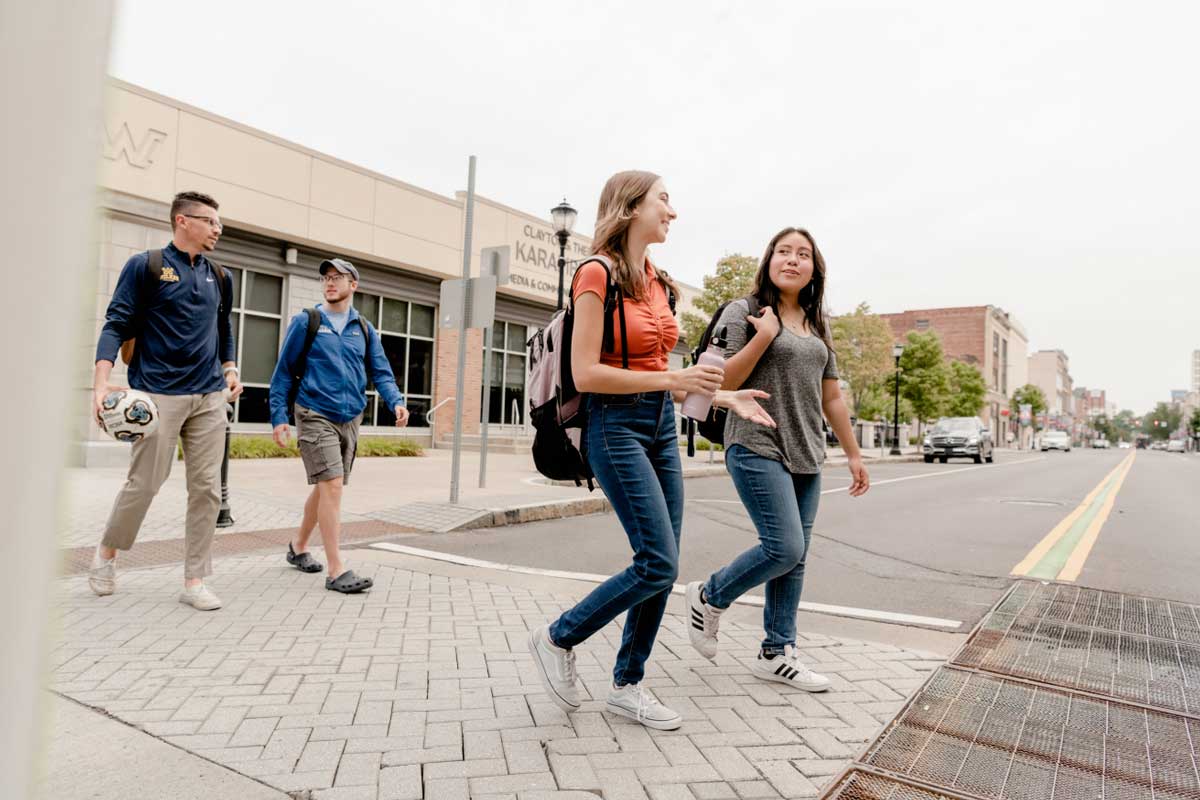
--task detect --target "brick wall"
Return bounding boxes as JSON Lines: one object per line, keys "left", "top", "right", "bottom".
{"left": 433, "top": 328, "right": 484, "bottom": 437}
{"left": 287, "top": 273, "right": 323, "bottom": 319}
{"left": 879, "top": 306, "right": 988, "bottom": 366}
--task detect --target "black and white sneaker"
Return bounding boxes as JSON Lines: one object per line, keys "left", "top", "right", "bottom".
{"left": 750, "top": 644, "right": 830, "bottom": 692}
{"left": 684, "top": 580, "right": 723, "bottom": 660}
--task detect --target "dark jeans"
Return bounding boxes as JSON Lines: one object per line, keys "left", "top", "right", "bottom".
{"left": 549, "top": 391, "right": 683, "bottom": 686}
{"left": 705, "top": 444, "right": 821, "bottom": 655}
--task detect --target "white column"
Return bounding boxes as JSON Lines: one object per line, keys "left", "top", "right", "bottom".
{"left": 0, "top": 2, "right": 113, "bottom": 797}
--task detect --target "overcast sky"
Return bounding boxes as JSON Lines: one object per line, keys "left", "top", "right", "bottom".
{"left": 110, "top": 1, "right": 1199, "bottom": 414}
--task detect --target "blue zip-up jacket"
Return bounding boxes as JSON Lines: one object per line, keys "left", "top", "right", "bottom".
{"left": 95, "top": 243, "right": 235, "bottom": 395}
{"left": 268, "top": 304, "right": 404, "bottom": 426}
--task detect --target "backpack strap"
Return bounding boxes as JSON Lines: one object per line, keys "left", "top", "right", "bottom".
{"left": 292, "top": 307, "right": 322, "bottom": 385}
{"left": 571, "top": 254, "right": 630, "bottom": 368}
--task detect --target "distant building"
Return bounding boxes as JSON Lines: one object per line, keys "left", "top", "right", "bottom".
{"left": 1192, "top": 350, "right": 1200, "bottom": 393}
{"left": 1028, "top": 350, "right": 1074, "bottom": 430}
{"left": 878, "top": 305, "right": 1026, "bottom": 443}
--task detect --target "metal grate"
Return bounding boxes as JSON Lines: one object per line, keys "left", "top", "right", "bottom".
{"left": 954, "top": 581, "right": 1200, "bottom": 717}
{"left": 861, "top": 666, "right": 1200, "bottom": 800}
{"left": 821, "top": 768, "right": 975, "bottom": 800}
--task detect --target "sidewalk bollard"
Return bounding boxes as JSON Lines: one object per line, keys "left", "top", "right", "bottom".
{"left": 215, "top": 402, "right": 234, "bottom": 528}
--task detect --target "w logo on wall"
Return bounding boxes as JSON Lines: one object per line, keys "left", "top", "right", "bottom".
{"left": 103, "top": 123, "right": 167, "bottom": 169}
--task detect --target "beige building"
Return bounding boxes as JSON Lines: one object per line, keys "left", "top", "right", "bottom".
{"left": 83, "top": 79, "right": 698, "bottom": 465}
{"left": 1027, "top": 349, "right": 1074, "bottom": 428}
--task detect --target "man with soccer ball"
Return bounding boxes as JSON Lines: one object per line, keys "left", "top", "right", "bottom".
{"left": 90, "top": 191, "right": 242, "bottom": 610}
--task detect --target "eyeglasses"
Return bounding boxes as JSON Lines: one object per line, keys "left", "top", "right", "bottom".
{"left": 321, "top": 273, "right": 352, "bottom": 284}
{"left": 183, "top": 214, "right": 223, "bottom": 230}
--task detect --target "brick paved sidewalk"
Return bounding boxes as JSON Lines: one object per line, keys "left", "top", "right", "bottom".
{"left": 48, "top": 551, "right": 943, "bottom": 800}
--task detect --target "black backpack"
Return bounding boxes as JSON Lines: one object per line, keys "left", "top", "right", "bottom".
{"left": 527, "top": 257, "right": 675, "bottom": 489}
{"left": 286, "top": 307, "right": 372, "bottom": 423}
{"left": 684, "top": 295, "right": 763, "bottom": 456}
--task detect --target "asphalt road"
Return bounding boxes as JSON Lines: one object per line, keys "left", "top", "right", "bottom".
{"left": 391, "top": 447, "right": 1200, "bottom": 633}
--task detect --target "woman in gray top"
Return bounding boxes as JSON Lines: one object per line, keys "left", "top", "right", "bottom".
{"left": 684, "top": 227, "right": 870, "bottom": 691}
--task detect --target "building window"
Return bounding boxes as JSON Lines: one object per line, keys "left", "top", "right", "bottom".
{"left": 352, "top": 291, "right": 435, "bottom": 426}
{"left": 483, "top": 321, "right": 528, "bottom": 426}
{"left": 915, "top": 319, "right": 929, "bottom": 330}
{"left": 229, "top": 268, "right": 284, "bottom": 424}
{"left": 1001, "top": 339, "right": 1008, "bottom": 394}
{"left": 992, "top": 333, "right": 1000, "bottom": 389}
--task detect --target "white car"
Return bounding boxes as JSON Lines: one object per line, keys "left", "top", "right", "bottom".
{"left": 1167, "top": 440, "right": 1186, "bottom": 453}
{"left": 1041, "top": 431, "right": 1071, "bottom": 452}
{"left": 1118, "top": 441, "right": 1131, "bottom": 449}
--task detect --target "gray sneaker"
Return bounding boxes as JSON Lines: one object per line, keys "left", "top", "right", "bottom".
{"left": 179, "top": 584, "right": 222, "bottom": 611}
{"left": 605, "top": 682, "right": 682, "bottom": 730}
{"left": 88, "top": 548, "right": 116, "bottom": 596}
{"left": 528, "top": 624, "right": 580, "bottom": 712}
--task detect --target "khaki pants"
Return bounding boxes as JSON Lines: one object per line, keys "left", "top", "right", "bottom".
{"left": 101, "top": 391, "right": 226, "bottom": 579}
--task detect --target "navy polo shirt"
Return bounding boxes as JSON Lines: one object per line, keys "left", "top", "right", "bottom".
{"left": 96, "top": 243, "right": 235, "bottom": 395}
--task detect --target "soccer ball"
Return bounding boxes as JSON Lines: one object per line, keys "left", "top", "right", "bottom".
{"left": 98, "top": 389, "right": 159, "bottom": 443}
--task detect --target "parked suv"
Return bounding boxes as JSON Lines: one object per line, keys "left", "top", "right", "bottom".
{"left": 923, "top": 417, "right": 994, "bottom": 464}
{"left": 1041, "top": 431, "right": 1071, "bottom": 452}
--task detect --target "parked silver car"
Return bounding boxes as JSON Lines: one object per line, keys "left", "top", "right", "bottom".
{"left": 1167, "top": 439, "right": 1186, "bottom": 453}
{"left": 924, "top": 417, "right": 994, "bottom": 464}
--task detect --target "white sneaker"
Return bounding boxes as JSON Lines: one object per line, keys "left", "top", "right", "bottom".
{"left": 750, "top": 644, "right": 830, "bottom": 692}
{"left": 684, "top": 580, "right": 723, "bottom": 660}
{"left": 88, "top": 548, "right": 116, "bottom": 596}
{"left": 179, "top": 584, "right": 222, "bottom": 611}
{"left": 605, "top": 682, "right": 682, "bottom": 730}
{"left": 528, "top": 624, "right": 581, "bottom": 712}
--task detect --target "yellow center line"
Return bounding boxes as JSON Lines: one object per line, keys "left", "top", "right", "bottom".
{"left": 1057, "top": 454, "right": 1136, "bottom": 581}
{"left": 1011, "top": 452, "right": 1136, "bottom": 578}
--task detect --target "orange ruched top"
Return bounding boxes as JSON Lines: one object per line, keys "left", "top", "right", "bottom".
{"left": 573, "top": 258, "right": 679, "bottom": 372}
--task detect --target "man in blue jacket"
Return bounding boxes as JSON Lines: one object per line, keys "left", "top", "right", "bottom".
{"left": 90, "top": 191, "right": 243, "bottom": 610}
{"left": 269, "top": 258, "right": 409, "bottom": 593}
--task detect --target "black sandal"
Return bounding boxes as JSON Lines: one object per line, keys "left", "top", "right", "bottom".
{"left": 326, "top": 569, "right": 373, "bottom": 594}
{"left": 287, "top": 543, "right": 324, "bottom": 573}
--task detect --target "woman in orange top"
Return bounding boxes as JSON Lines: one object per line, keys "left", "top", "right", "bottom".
{"left": 529, "top": 171, "right": 775, "bottom": 730}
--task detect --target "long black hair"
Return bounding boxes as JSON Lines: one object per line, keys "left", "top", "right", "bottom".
{"left": 751, "top": 226, "right": 834, "bottom": 352}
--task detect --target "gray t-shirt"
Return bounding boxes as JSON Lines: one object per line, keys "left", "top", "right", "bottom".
{"left": 323, "top": 307, "right": 350, "bottom": 334}
{"left": 718, "top": 299, "right": 838, "bottom": 474}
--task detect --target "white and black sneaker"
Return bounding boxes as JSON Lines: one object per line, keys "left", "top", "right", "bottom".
{"left": 528, "top": 624, "right": 581, "bottom": 712}
{"left": 750, "top": 644, "right": 831, "bottom": 692}
{"left": 605, "top": 682, "right": 682, "bottom": 730}
{"left": 684, "top": 580, "right": 723, "bottom": 660}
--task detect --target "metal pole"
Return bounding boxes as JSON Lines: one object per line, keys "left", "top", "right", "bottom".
{"left": 479, "top": 326, "right": 493, "bottom": 488}
{"left": 890, "top": 357, "right": 902, "bottom": 456}
{"left": 215, "top": 403, "right": 234, "bottom": 527}
{"left": 450, "top": 155, "right": 476, "bottom": 504}
{"left": 556, "top": 234, "right": 567, "bottom": 310}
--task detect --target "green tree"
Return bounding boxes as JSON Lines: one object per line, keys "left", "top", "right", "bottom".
{"left": 1190, "top": 408, "right": 1200, "bottom": 438}
{"left": 1009, "top": 384, "right": 1048, "bottom": 430}
{"left": 857, "top": 380, "right": 913, "bottom": 424}
{"left": 1090, "top": 415, "right": 1117, "bottom": 442}
{"left": 1113, "top": 409, "right": 1137, "bottom": 441}
{"left": 830, "top": 302, "right": 895, "bottom": 417}
{"left": 898, "top": 330, "right": 950, "bottom": 437}
{"left": 679, "top": 253, "right": 759, "bottom": 352}
{"left": 1142, "top": 402, "right": 1182, "bottom": 441}
{"left": 943, "top": 360, "right": 987, "bottom": 417}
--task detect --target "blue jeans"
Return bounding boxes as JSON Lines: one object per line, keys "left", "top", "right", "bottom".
{"left": 705, "top": 445, "right": 821, "bottom": 656}
{"left": 549, "top": 391, "right": 683, "bottom": 686}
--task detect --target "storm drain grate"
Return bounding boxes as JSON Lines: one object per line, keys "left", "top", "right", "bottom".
{"left": 861, "top": 666, "right": 1200, "bottom": 800}
{"left": 953, "top": 581, "right": 1200, "bottom": 717}
{"left": 821, "top": 768, "right": 976, "bottom": 800}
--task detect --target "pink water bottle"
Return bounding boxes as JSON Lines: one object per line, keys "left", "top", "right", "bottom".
{"left": 681, "top": 327, "right": 727, "bottom": 420}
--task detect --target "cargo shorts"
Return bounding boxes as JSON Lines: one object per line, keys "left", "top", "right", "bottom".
{"left": 295, "top": 404, "right": 362, "bottom": 485}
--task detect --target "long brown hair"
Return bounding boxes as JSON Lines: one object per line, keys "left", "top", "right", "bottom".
{"left": 590, "top": 170, "right": 680, "bottom": 301}
{"left": 752, "top": 227, "right": 834, "bottom": 351}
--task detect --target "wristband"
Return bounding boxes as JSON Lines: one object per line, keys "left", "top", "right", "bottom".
{"left": 223, "top": 366, "right": 240, "bottom": 377}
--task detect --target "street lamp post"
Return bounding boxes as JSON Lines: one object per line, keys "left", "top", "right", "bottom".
{"left": 551, "top": 198, "right": 577, "bottom": 310}
{"left": 890, "top": 342, "right": 904, "bottom": 456}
